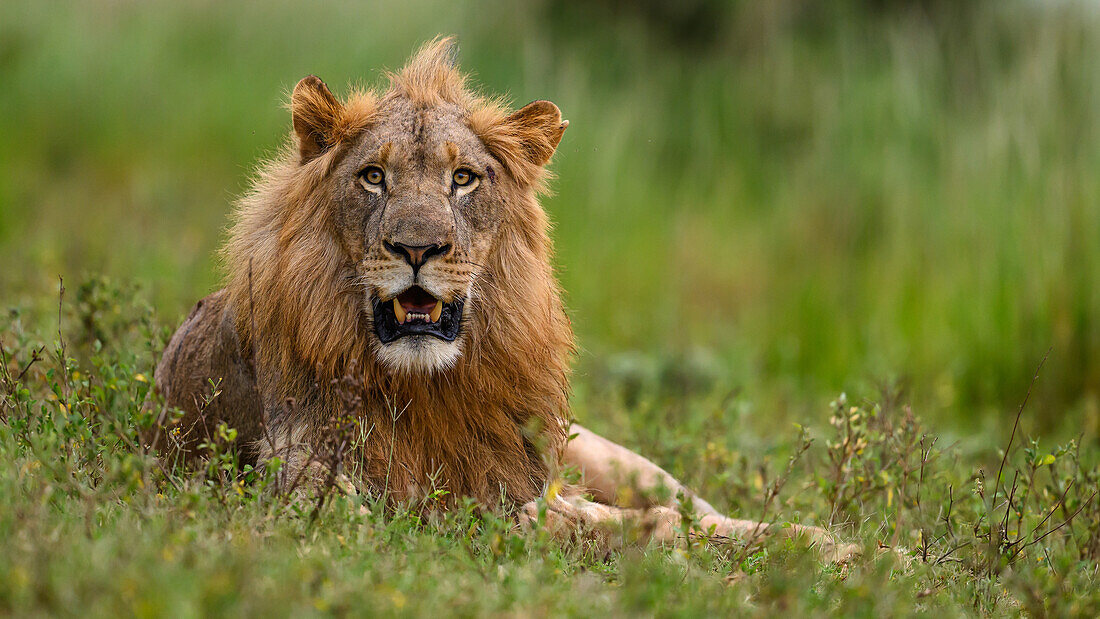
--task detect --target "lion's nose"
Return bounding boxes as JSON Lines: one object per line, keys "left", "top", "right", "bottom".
{"left": 384, "top": 241, "right": 452, "bottom": 272}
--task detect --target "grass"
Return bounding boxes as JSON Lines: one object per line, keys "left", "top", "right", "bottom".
{"left": 3, "top": 281, "right": 1099, "bottom": 615}
{"left": 3, "top": 0, "right": 1100, "bottom": 615}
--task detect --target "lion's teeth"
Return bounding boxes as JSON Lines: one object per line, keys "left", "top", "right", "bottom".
{"left": 393, "top": 298, "right": 407, "bottom": 324}
{"left": 393, "top": 298, "right": 441, "bottom": 326}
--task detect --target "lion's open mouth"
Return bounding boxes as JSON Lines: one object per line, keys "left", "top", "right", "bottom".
{"left": 371, "top": 285, "right": 463, "bottom": 343}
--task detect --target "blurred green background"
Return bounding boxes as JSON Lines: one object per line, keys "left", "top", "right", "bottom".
{"left": 2, "top": 0, "right": 1098, "bottom": 437}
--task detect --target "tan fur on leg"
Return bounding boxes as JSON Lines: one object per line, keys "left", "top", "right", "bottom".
{"left": 559, "top": 424, "right": 860, "bottom": 562}
{"left": 519, "top": 494, "right": 859, "bottom": 562}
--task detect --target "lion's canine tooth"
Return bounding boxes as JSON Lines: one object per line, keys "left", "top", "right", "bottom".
{"left": 393, "top": 298, "right": 407, "bottom": 324}
{"left": 430, "top": 300, "right": 442, "bottom": 323}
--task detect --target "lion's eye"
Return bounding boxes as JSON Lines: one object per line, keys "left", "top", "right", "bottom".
{"left": 452, "top": 168, "right": 475, "bottom": 187}
{"left": 359, "top": 166, "right": 385, "bottom": 187}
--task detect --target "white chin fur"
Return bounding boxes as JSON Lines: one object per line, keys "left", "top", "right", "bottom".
{"left": 375, "top": 335, "right": 462, "bottom": 373}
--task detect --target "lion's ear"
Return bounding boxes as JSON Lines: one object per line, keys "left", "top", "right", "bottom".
{"left": 291, "top": 75, "right": 344, "bottom": 164}
{"left": 501, "top": 100, "right": 567, "bottom": 167}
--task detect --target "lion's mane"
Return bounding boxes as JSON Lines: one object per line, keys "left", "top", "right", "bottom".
{"left": 221, "top": 39, "right": 574, "bottom": 506}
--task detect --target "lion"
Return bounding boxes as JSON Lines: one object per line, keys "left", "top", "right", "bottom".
{"left": 150, "top": 38, "right": 854, "bottom": 559}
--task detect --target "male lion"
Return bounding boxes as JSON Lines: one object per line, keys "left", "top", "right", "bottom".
{"left": 151, "top": 38, "right": 851, "bottom": 558}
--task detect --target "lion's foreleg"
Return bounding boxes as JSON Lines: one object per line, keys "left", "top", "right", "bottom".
{"left": 516, "top": 494, "right": 746, "bottom": 547}
{"left": 563, "top": 424, "right": 719, "bottom": 514}
{"left": 519, "top": 494, "right": 857, "bottom": 562}
{"left": 254, "top": 424, "right": 357, "bottom": 507}
{"left": 559, "top": 424, "right": 858, "bottom": 561}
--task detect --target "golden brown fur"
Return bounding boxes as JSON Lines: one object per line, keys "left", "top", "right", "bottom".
{"left": 154, "top": 38, "right": 573, "bottom": 508}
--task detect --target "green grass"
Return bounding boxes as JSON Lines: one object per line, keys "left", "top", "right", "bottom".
{"left": 3, "top": 0, "right": 1100, "bottom": 615}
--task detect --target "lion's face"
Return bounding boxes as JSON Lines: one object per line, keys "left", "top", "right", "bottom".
{"left": 329, "top": 97, "right": 504, "bottom": 372}
{"left": 274, "top": 55, "right": 566, "bottom": 377}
